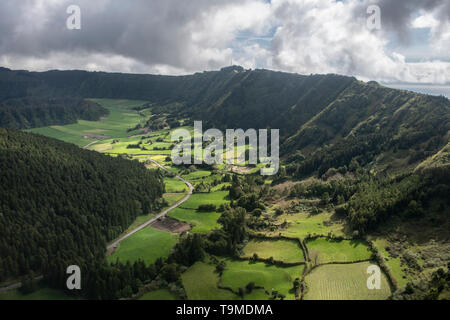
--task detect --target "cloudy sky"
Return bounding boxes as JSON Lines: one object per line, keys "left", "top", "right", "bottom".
{"left": 0, "top": 0, "right": 449, "bottom": 84}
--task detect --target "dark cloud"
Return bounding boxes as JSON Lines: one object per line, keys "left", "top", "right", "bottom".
{"left": 0, "top": 0, "right": 246, "bottom": 71}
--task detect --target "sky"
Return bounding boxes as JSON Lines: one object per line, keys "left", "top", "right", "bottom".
{"left": 0, "top": 0, "right": 449, "bottom": 85}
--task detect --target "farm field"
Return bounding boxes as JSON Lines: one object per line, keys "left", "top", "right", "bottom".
{"left": 220, "top": 259, "right": 305, "bottom": 300}
{"left": 164, "top": 177, "right": 188, "bottom": 193}
{"left": 0, "top": 287, "right": 72, "bottom": 300}
{"left": 242, "top": 239, "right": 305, "bottom": 263}
{"left": 179, "top": 191, "right": 229, "bottom": 210}
{"left": 181, "top": 262, "right": 237, "bottom": 300}
{"left": 168, "top": 208, "right": 221, "bottom": 233}
{"left": 29, "top": 99, "right": 148, "bottom": 146}
{"left": 306, "top": 238, "right": 373, "bottom": 264}
{"left": 139, "top": 289, "right": 177, "bottom": 300}
{"left": 270, "top": 211, "right": 346, "bottom": 239}
{"left": 304, "top": 262, "right": 391, "bottom": 300}
{"left": 107, "top": 227, "right": 177, "bottom": 265}
{"left": 163, "top": 193, "right": 187, "bottom": 207}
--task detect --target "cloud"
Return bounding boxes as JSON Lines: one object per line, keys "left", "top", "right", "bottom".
{"left": 0, "top": 0, "right": 449, "bottom": 83}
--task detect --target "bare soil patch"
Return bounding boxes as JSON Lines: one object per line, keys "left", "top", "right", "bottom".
{"left": 151, "top": 216, "right": 191, "bottom": 233}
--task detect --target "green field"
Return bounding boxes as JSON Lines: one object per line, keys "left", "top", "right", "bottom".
{"left": 0, "top": 287, "right": 72, "bottom": 300}
{"left": 168, "top": 208, "right": 221, "bottom": 233}
{"left": 304, "top": 262, "right": 391, "bottom": 300}
{"left": 306, "top": 238, "right": 373, "bottom": 264}
{"left": 139, "top": 289, "right": 177, "bottom": 300}
{"left": 221, "top": 260, "right": 304, "bottom": 300}
{"left": 371, "top": 238, "right": 411, "bottom": 288}
{"left": 181, "top": 262, "right": 237, "bottom": 300}
{"left": 269, "top": 212, "right": 345, "bottom": 239}
{"left": 163, "top": 193, "right": 186, "bottom": 207}
{"left": 180, "top": 191, "right": 229, "bottom": 210}
{"left": 242, "top": 239, "right": 305, "bottom": 263}
{"left": 182, "top": 170, "right": 212, "bottom": 180}
{"left": 29, "top": 99, "right": 148, "bottom": 146}
{"left": 108, "top": 227, "right": 177, "bottom": 265}
{"left": 164, "top": 177, "right": 188, "bottom": 193}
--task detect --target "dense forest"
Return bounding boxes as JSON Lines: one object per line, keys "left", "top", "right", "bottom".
{"left": 0, "top": 129, "right": 164, "bottom": 290}
{"left": 0, "top": 97, "right": 108, "bottom": 129}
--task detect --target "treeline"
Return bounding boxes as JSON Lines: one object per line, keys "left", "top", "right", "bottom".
{"left": 0, "top": 97, "right": 108, "bottom": 129}
{"left": 0, "top": 129, "right": 164, "bottom": 285}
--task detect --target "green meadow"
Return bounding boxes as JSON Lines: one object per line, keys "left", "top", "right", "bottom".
{"left": 221, "top": 259, "right": 304, "bottom": 300}
{"left": 304, "top": 262, "right": 391, "bottom": 300}
{"left": 29, "top": 99, "right": 148, "bottom": 146}
{"left": 181, "top": 262, "right": 237, "bottom": 300}
{"left": 108, "top": 227, "right": 177, "bottom": 265}
{"left": 306, "top": 238, "right": 373, "bottom": 264}
{"left": 270, "top": 211, "right": 345, "bottom": 239}
{"left": 242, "top": 239, "right": 305, "bottom": 263}
{"left": 180, "top": 191, "right": 229, "bottom": 210}
{"left": 168, "top": 208, "right": 221, "bottom": 233}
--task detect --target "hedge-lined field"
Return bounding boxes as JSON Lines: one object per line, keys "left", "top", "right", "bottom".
{"left": 181, "top": 262, "right": 237, "bottom": 300}
{"left": 270, "top": 211, "right": 345, "bottom": 239}
{"left": 242, "top": 239, "right": 305, "bottom": 263}
{"left": 221, "top": 260, "right": 304, "bottom": 300}
{"left": 304, "top": 262, "right": 391, "bottom": 300}
{"left": 306, "top": 238, "right": 372, "bottom": 264}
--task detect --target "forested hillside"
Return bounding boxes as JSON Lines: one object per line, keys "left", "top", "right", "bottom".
{"left": 0, "top": 129, "right": 164, "bottom": 285}
{"left": 0, "top": 98, "right": 108, "bottom": 129}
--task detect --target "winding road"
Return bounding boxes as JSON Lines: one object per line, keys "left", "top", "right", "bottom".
{"left": 106, "top": 159, "right": 194, "bottom": 251}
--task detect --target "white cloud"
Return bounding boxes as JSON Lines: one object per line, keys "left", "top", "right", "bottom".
{"left": 0, "top": 0, "right": 449, "bottom": 84}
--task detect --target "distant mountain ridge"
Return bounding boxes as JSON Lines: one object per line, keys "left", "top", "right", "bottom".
{"left": 0, "top": 66, "right": 449, "bottom": 176}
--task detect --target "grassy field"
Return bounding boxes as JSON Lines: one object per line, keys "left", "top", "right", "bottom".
{"left": 180, "top": 191, "right": 229, "bottom": 210}
{"left": 163, "top": 193, "right": 187, "bottom": 207}
{"left": 168, "top": 208, "right": 221, "bottom": 233}
{"left": 108, "top": 227, "right": 177, "bottom": 265}
{"left": 221, "top": 259, "right": 304, "bottom": 300}
{"left": 304, "top": 262, "right": 391, "bottom": 300}
{"left": 164, "top": 177, "right": 188, "bottom": 193}
{"left": 270, "top": 212, "right": 345, "bottom": 239}
{"left": 181, "top": 262, "right": 237, "bottom": 300}
{"left": 139, "top": 289, "right": 177, "bottom": 300}
{"left": 0, "top": 287, "right": 72, "bottom": 300}
{"left": 371, "top": 238, "right": 411, "bottom": 288}
{"left": 29, "top": 99, "right": 148, "bottom": 146}
{"left": 306, "top": 238, "right": 373, "bottom": 264}
{"left": 242, "top": 239, "right": 305, "bottom": 263}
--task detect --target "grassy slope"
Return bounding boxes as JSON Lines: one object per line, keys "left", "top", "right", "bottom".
{"left": 139, "top": 289, "right": 177, "bottom": 300}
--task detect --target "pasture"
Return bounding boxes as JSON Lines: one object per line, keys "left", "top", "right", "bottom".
{"left": 242, "top": 239, "right": 305, "bottom": 263}
{"left": 180, "top": 191, "right": 229, "bottom": 210}
{"left": 107, "top": 227, "right": 177, "bottom": 265}
{"left": 306, "top": 238, "right": 373, "bottom": 264}
{"left": 181, "top": 262, "right": 237, "bottom": 300}
{"left": 168, "top": 208, "right": 221, "bottom": 233}
{"left": 304, "top": 262, "right": 391, "bottom": 300}
{"left": 221, "top": 259, "right": 304, "bottom": 300}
